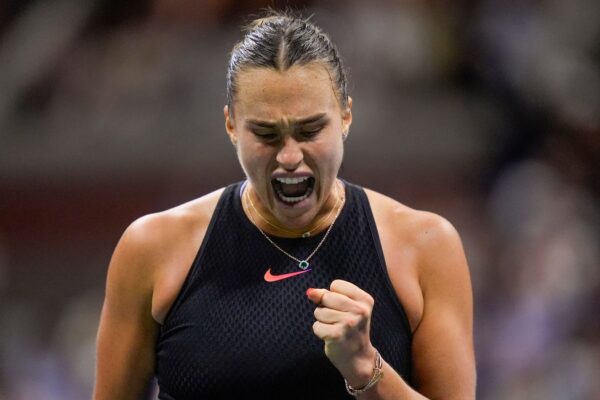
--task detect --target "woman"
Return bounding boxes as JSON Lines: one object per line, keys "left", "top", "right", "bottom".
{"left": 94, "top": 11, "right": 475, "bottom": 400}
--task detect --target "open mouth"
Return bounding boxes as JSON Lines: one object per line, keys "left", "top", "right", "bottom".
{"left": 272, "top": 176, "right": 315, "bottom": 204}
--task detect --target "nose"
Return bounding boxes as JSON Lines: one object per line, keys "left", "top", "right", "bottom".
{"left": 276, "top": 136, "right": 303, "bottom": 170}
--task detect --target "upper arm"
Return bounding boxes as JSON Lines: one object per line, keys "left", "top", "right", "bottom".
{"left": 411, "top": 215, "right": 476, "bottom": 399}
{"left": 93, "top": 218, "right": 161, "bottom": 400}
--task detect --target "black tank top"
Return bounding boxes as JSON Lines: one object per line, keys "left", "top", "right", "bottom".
{"left": 155, "top": 181, "right": 412, "bottom": 399}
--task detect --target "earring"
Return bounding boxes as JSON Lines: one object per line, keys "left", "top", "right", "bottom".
{"left": 342, "top": 130, "right": 348, "bottom": 141}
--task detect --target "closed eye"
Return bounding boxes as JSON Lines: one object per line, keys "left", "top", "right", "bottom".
{"left": 298, "top": 124, "right": 325, "bottom": 139}
{"left": 252, "top": 130, "right": 279, "bottom": 142}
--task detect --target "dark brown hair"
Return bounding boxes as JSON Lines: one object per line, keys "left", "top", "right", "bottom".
{"left": 226, "top": 10, "right": 349, "bottom": 114}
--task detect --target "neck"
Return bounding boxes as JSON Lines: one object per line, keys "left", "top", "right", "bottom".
{"left": 243, "top": 180, "right": 344, "bottom": 238}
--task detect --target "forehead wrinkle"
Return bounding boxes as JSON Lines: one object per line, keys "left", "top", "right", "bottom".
{"left": 280, "top": 116, "right": 291, "bottom": 129}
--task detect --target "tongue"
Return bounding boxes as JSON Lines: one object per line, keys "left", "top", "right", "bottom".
{"left": 280, "top": 181, "right": 309, "bottom": 197}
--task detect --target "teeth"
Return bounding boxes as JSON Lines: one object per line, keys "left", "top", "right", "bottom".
{"left": 276, "top": 187, "right": 313, "bottom": 203}
{"left": 275, "top": 176, "right": 310, "bottom": 184}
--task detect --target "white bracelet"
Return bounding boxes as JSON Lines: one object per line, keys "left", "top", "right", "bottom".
{"left": 344, "top": 350, "right": 384, "bottom": 396}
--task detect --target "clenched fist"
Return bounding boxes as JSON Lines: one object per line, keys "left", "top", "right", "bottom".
{"left": 306, "top": 279, "right": 379, "bottom": 386}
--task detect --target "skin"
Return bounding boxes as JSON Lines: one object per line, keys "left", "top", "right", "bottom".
{"left": 225, "top": 64, "right": 351, "bottom": 232}
{"left": 93, "top": 63, "right": 475, "bottom": 400}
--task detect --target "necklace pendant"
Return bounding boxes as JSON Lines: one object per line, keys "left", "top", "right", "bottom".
{"left": 302, "top": 232, "right": 311, "bottom": 238}
{"left": 299, "top": 260, "right": 310, "bottom": 270}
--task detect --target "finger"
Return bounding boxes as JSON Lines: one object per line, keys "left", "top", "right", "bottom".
{"left": 321, "top": 291, "right": 362, "bottom": 313}
{"left": 306, "top": 288, "right": 327, "bottom": 306}
{"left": 312, "top": 320, "right": 344, "bottom": 341}
{"left": 314, "top": 307, "right": 347, "bottom": 324}
{"left": 329, "top": 279, "right": 375, "bottom": 306}
{"left": 308, "top": 288, "right": 360, "bottom": 312}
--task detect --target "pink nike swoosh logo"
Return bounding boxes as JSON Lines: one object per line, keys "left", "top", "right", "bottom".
{"left": 264, "top": 268, "right": 311, "bottom": 282}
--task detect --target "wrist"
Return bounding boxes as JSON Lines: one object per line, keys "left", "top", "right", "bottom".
{"left": 340, "top": 346, "right": 377, "bottom": 386}
{"left": 344, "top": 348, "right": 384, "bottom": 396}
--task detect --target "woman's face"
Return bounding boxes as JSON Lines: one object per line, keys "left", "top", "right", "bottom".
{"left": 225, "top": 63, "right": 352, "bottom": 229}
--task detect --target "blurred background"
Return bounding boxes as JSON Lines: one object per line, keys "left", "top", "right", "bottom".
{"left": 0, "top": 0, "right": 599, "bottom": 399}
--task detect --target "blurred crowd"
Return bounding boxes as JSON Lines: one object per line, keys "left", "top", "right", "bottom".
{"left": 0, "top": 1, "right": 598, "bottom": 399}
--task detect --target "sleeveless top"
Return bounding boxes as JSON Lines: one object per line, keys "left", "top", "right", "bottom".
{"left": 155, "top": 181, "right": 412, "bottom": 399}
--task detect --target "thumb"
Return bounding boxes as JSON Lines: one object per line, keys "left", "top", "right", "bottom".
{"left": 306, "top": 287, "right": 328, "bottom": 305}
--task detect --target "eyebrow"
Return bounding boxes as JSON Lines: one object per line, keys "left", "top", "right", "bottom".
{"left": 246, "top": 113, "right": 328, "bottom": 129}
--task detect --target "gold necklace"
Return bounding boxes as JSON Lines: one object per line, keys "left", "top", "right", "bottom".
{"left": 246, "top": 181, "right": 341, "bottom": 238}
{"left": 243, "top": 180, "right": 345, "bottom": 270}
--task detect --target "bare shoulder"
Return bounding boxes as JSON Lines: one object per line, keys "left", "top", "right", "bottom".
{"left": 108, "top": 187, "right": 226, "bottom": 288}
{"left": 363, "top": 188, "right": 466, "bottom": 278}
{"left": 124, "top": 188, "right": 225, "bottom": 248}
{"left": 363, "top": 188, "right": 457, "bottom": 238}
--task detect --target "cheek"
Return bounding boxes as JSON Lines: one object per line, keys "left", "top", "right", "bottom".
{"left": 237, "top": 140, "right": 273, "bottom": 177}
{"left": 316, "top": 135, "right": 344, "bottom": 170}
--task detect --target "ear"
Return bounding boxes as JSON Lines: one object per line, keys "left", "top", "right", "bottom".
{"left": 342, "top": 96, "right": 353, "bottom": 139}
{"left": 224, "top": 105, "right": 238, "bottom": 146}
